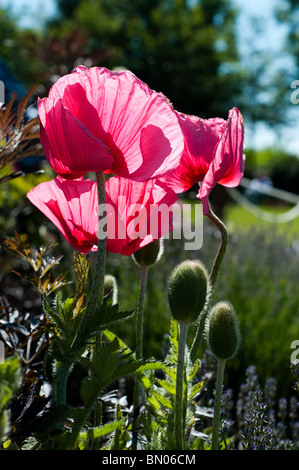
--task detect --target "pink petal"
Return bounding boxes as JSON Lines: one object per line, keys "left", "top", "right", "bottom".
{"left": 27, "top": 175, "right": 177, "bottom": 256}
{"left": 105, "top": 176, "right": 177, "bottom": 255}
{"left": 38, "top": 97, "right": 113, "bottom": 178}
{"left": 162, "top": 112, "right": 227, "bottom": 192}
{"left": 197, "top": 108, "right": 245, "bottom": 214}
{"left": 42, "top": 67, "right": 184, "bottom": 181}
{"left": 27, "top": 177, "right": 98, "bottom": 253}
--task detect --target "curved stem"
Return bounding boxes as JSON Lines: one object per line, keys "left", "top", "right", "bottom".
{"left": 212, "top": 358, "right": 226, "bottom": 450}
{"left": 206, "top": 204, "right": 229, "bottom": 290}
{"left": 132, "top": 265, "right": 148, "bottom": 449}
{"left": 175, "top": 321, "right": 189, "bottom": 450}
{"left": 190, "top": 203, "right": 228, "bottom": 362}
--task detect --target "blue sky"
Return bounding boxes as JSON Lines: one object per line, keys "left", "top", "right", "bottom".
{"left": 0, "top": 0, "right": 57, "bottom": 28}
{"left": 1, "top": 0, "right": 299, "bottom": 155}
{"left": 233, "top": 0, "right": 298, "bottom": 153}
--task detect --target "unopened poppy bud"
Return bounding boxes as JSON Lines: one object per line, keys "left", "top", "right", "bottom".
{"left": 205, "top": 301, "right": 240, "bottom": 361}
{"left": 104, "top": 274, "right": 118, "bottom": 305}
{"left": 167, "top": 260, "right": 208, "bottom": 324}
{"left": 132, "top": 238, "right": 164, "bottom": 268}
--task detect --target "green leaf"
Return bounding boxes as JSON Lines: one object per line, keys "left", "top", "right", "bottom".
{"left": 135, "top": 361, "right": 168, "bottom": 374}
{"left": 59, "top": 297, "right": 75, "bottom": 324}
{"left": 187, "top": 358, "right": 200, "bottom": 383}
{"left": 97, "top": 302, "right": 134, "bottom": 330}
{"left": 155, "top": 378, "right": 175, "bottom": 395}
{"left": 43, "top": 298, "right": 65, "bottom": 333}
{"left": 109, "top": 404, "right": 129, "bottom": 450}
{"left": 0, "top": 356, "right": 20, "bottom": 409}
{"left": 147, "top": 394, "right": 162, "bottom": 411}
{"left": 71, "top": 304, "right": 134, "bottom": 360}
{"left": 103, "top": 329, "right": 132, "bottom": 354}
{"left": 167, "top": 320, "right": 179, "bottom": 362}
{"left": 152, "top": 389, "right": 173, "bottom": 410}
{"left": 79, "top": 417, "right": 126, "bottom": 441}
{"left": 188, "top": 381, "right": 205, "bottom": 401}
{"left": 33, "top": 403, "right": 73, "bottom": 445}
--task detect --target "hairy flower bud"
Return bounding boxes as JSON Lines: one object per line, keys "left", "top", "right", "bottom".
{"left": 205, "top": 301, "right": 240, "bottom": 361}
{"left": 167, "top": 260, "right": 208, "bottom": 324}
{"left": 132, "top": 239, "right": 164, "bottom": 268}
{"left": 104, "top": 274, "right": 118, "bottom": 305}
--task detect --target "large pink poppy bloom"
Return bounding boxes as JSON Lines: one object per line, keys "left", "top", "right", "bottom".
{"left": 38, "top": 65, "right": 184, "bottom": 181}
{"left": 162, "top": 107, "right": 245, "bottom": 214}
{"left": 27, "top": 176, "right": 177, "bottom": 256}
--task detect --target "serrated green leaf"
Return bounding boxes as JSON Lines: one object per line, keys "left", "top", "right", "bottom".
{"left": 98, "top": 305, "right": 134, "bottom": 329}
{"left": 80, "top": 304, "right": 134, "bottom": 344}
{"left": 109, "top": 404, "right": 130, "bottom": 450}
{"left": 139, "top": 374, "right": 153, "bottom": 391}
{"left": 60, "top": 297, "right": 75, "bottom": 323}
{"left": 167, "top": 320, "right": 179, "bottom": 362}
{"left": 135, "top": 361, "right": 167, "bottom": 374}
{"left": 103, "top": 329, "right": 132, "bottom": 354}
{"left": 163, "top": 365, "right": 176, "bottom": 383}
{"left": 156, "top": 378, "right": 175, "bottom": 395}
{"left": 188, "top": 381, "right": 205, "bottom": 401}
{"left": 43, "top": 298, "right": 65, "bottom": 333}
{"left": 147, "top": 394, "right": 162, "bottom": 411}
{"left": 187, "top": 358, "right": 200, "bottom": 382}
{"left": 79, "top": 417, "right": 126, "bottom": 441}
{"left": 152, "top": 389, "right": 173, "bottom": 410}
{"left": 34, "top": 404, "right": 73, "bottom": 444}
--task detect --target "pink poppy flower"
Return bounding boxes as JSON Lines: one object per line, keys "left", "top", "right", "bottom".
{"left": 27, "top": 176, "right": 98, "bottom": 254}
{"left": 38, "top": 66, "right": 184, "bottom": 181}
{"left": 162, "top": 107, "right": 245, "bottom": 214}
{"left": 27, "top": 176, "right": 177, "bottom": 256}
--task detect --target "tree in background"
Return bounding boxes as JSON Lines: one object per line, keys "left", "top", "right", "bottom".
{"left": 276, "top": 0, "right": 299, "bottom": 70}
{"left": 0, "top": 8, "right": 46, "bottom": 93}
{"left": 45, "top": 0, "right": 242, "bottom": 118}
{"left": 0, "top": 1, "right": 296, "bottom": 129}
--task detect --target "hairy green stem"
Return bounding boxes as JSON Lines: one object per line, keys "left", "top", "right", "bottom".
{"left": 55, "top": 360, "right": 72, "bottom": 406}
{"left": 132, "top": 265, "right": 148, "bottom": 449}
{"left": 189, "top": 307, "right": 208, "bottom": 364}
{"left": 190, "top": 204, "right": 228, "bottom": 362}
{"left": 71, "top": 172, "right": 107, "bottom": 351}
{"left": 85, "top": 172, "right": 107, "bottom": 314}
{"left": 206, "top": 204, "right": 229, "bottom": 290}
{"left": 135, "top": 266, "right": 148, "bottom": 362}
{"left": 175, "top": 321, "right": 189, "bottom": 450}
{"left": 212, "top": 358, "right": 226, "bottom": 450}
{"left": 55, "top": 172, "right": 107, "bottom": 408}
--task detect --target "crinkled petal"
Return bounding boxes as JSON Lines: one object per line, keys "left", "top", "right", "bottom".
{"left": 197, "top": 107, "right": 245, "bottom": 214}
{"left": 162, "top": 112, "right": 227, "bottom": 192}
{"left": 27, "top": 177, "right": 98, "bottom": 253}
{"left": 38, "top": 97, "right": 113, "bottom": 178}
{"left": 42, "top": 67, "right": 184, "bottom": 181}
{"left": 27, "top": 174, "right": 177, "bottom": 256}
{"left": 105, "top": 176, "right": 177, "bottom": 255}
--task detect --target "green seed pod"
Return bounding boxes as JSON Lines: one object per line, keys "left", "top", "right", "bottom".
{"left": 205, "top": 301, "right": 240, "bottom": 361}
{"left": 168, "top": 260, "right": 208, "bottom": 324}
{"left": 132, "top": 239, "right": 164, "bottom": 268}
{"left": 104, "top": 274, "right": 118, "bottom": 305}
